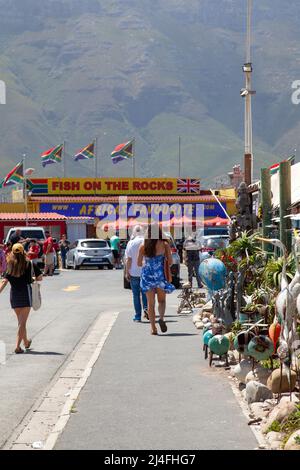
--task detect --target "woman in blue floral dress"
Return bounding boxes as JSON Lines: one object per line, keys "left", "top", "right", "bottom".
{"left": 138, "top": 226, "right": 175, "bottom": 335}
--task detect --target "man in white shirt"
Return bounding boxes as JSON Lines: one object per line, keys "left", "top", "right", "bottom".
{"left": 125, "top": 225, "right": 148, "bottom": 322}
{"left": 183, "top": 232, "right": 203, "bottom": 288}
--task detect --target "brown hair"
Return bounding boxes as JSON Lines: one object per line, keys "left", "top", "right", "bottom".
{"left": 6, "top": 252, "right": 28, "bottom": 277}
{"left": 144, "top": 225, "right": 166, "bottom": 258}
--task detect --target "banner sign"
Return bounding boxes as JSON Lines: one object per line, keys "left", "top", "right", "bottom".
{"left": 40, "top": 202, "right": 226, "bottom": 219}
{"left": 29, "top": 178, "right": 201, "bottom": 195}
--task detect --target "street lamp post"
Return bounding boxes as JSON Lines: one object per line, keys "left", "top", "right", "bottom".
{"left": 241, "top": 0, "right": 256, "bottom": 186}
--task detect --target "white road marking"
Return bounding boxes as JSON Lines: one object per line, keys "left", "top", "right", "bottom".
{"left": 62, "top": 285, "right": 81, "bottom": 292}
{"left": 7, "top": 311, "right": 120, "bottom": 451}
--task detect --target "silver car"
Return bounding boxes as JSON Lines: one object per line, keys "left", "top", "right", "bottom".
{"left": 66, "top": 239, "right": 114, "bottom": 270}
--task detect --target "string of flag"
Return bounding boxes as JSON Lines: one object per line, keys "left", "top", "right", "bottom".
{"left": 0, "top": 138, "right": 136, "bottom": 188}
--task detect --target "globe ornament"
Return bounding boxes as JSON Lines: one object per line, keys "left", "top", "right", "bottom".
{"left": 199, "top": 258, "right": 227, "bottom": 292}
{"left": 234, "top": 331, "right": 255, "bottom": 354}
{"left": 247, "top": 335, "right": 274, "bottom": 361}
{"left": 199, "top": 252, "right": 211, "bottom": 263}
{"left": 208, "top": 335, "right": 230, "bottom": 356}
{"left": 203, "top": 330, "right": 214, "bottom": 346}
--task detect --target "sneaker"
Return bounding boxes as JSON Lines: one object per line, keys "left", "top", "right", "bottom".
{"left": 133, "top": 316, "right": 142, "bottom": 322}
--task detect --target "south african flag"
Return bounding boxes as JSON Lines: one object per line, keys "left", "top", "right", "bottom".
{"left": 74, "top": 142, "right": 95, "bottom": 161}
{"left": 41, "top": 144, "right": 63, "bottom": 167}
{"left": 111, "top": 139, "right": 134, "bottom": 164}
{"left": 0, "top": 161, "right": 24, "bottom": 188}
{"left": 269, "top": 155, "right": 295, "bottom": 175}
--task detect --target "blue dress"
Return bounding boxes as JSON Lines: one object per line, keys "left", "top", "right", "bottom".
{"left": 140, "top": 255, "right": 175, "bottom": 294}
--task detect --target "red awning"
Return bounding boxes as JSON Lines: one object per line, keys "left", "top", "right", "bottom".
{"left": 204, "top": 216, "right": 229, "bottom": 226}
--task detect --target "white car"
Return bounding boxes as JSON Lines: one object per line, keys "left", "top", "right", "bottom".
{"left": 5, "top": 227, "right": 49, "bottom": 266}
{"left": 66, "top": 239, "right": 114, "bottom": 270}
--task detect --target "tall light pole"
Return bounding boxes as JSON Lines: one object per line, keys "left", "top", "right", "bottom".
{"left": 241, "top": 0, "right": 256, "bottom": 186}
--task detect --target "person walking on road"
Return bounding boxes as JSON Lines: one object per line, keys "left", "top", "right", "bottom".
{"left": 125, "top": 225, "right": 148, "bottom": 322}
{"left": 0, "top": 243, "right": 43, "bottom": 354}
{"left": 183, "top": 232, "right": 203, "bottom": 288}
{"left": 43, "top": 231, "right": 55, "bottom": 276}
{"left": 59, "top": 234, "right": 70, "bottom": 269}
{"left": 110, "top": 233, "right": 121, "bottom": 269}
{"left": 138, "top": 226, "right": 174, "bottom": 335}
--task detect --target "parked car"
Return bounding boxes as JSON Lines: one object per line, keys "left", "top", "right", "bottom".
{"left": 4, "top": 227, "right": 47, "bottom": 266}
{"left": 66, "top": 239, "right": 114, "bottom": 270}
{"left": 201, "top": 235, "right": 229, "bottom": 256}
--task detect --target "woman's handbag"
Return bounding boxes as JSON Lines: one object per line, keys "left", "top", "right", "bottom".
{"left": 164, "top": 244, "right": 172, "bottom": 283}
{"left": 31, "top": 262, "right": 42, "bottom": 311}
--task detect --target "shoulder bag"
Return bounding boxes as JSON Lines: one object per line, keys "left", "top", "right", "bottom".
{"left": 30, "top": 262, "right": 42, "bottom": 311}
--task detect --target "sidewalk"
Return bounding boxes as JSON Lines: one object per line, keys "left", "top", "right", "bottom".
{"left": 55, "top": 303, "right": 258, "bottom": 450}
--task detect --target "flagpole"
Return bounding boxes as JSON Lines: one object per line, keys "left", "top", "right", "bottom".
{"left": 95, "top": 137, "right": 98, "bottom": 178}
{"left": 178, "top": 136, "right": 181, "bottom": 178}
{"left": 63, "top": 140, "right": 66, "bottom": 178}
{"left": 132, "top": 138, "right": 136, "bottom": 178}
{"left": 23, "top": 154, "right": 28, "bottom": 227}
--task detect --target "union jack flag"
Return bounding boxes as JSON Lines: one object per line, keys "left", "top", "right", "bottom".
{"left": 177, "top": 179, "right": 200, "bottom": 194}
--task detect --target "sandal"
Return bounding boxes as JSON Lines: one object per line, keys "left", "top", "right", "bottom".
{"left": 15, "top": 347, "right": 24, "bottom": 354}
{"left": 24, "top": 339, "right": 32, "bottom": 349}
{"left": 143, "top": 309, "right": 149, "bottom": 320}
{"left": 158, "top": 319, "right": 168, "bottom": 333}
{"left": 151, "top": 328, "right": 158, "bottom": 335}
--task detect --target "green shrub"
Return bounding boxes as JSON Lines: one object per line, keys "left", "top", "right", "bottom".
{"left": 267, "top": 420, "right": 281, "bottom": 433}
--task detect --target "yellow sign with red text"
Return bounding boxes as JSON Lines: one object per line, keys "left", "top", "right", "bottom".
{"left": 47, "top": 178, "right": 201, "bottom": 195}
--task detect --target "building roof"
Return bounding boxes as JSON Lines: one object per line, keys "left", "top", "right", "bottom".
{"left": 0, "top": 212, "right": 67, "bottom": 221}
{"left": 30, "top": 195, "right": 234, "bottom": 203}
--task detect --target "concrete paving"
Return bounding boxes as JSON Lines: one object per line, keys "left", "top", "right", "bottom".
{"left": 0, "top": 268, "right": 127, "bottom": 448}
{"left": 55, "top": 296, "right": 258, "bottom": 450}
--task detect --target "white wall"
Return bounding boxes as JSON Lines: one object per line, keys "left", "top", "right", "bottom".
{"left": 271, "top": 162, "right": 300, "bottom": 207}
{"left": 66, "top": 223, "right": 87, "bottom": 242}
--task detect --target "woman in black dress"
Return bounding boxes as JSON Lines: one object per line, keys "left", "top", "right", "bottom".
{"left": 0, "top": 243, "right": 43, "bottom": 353}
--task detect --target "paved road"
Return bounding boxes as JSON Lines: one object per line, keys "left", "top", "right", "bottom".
{"left": 55, "top": 284, "right": 258, "bottom": 450}
{"left": 0, "top": 268, "right": 127, "bottom": 448}
{"left": 0, "top": 267, "right": 257, "bottom": 450}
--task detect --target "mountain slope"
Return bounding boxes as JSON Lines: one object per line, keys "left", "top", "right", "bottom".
{"left": 0, "top": 0, "right": 299, "bottom": 184}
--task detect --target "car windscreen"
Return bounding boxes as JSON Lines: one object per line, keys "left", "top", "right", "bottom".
{"left": 204, "top": 228, "right": 229, "bottom": 236}
{"left": 202, "top": 237, "right": 228, "bottom": 249}
{"left": 80, "top": 241, "right": 108, "bottom": 248}
{"left": 12, "top": 230, "right": 45, "bottom": 240}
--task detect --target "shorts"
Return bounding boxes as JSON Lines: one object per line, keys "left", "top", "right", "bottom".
{"left": 45, "top": 253, "right": 55, "bottom": 266}
{"left": 112, "top": 250, "right": 119, "bottom": 260}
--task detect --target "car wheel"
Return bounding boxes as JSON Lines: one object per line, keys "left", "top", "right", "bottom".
{"left": 107, "top": 264, "right": 114, "bottom": 270}
{"left": 73, "top": 259, "right": 80, "bottom": 270}
{"left": 98, "top": 266, "right": 104, "bottom": 270}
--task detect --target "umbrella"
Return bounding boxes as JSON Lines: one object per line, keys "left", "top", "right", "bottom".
{"left": 204, "top": 216, "right": 229, "bottom": 226}
{"left": 160, "top": 215, "right": 194, "bottom": 227}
